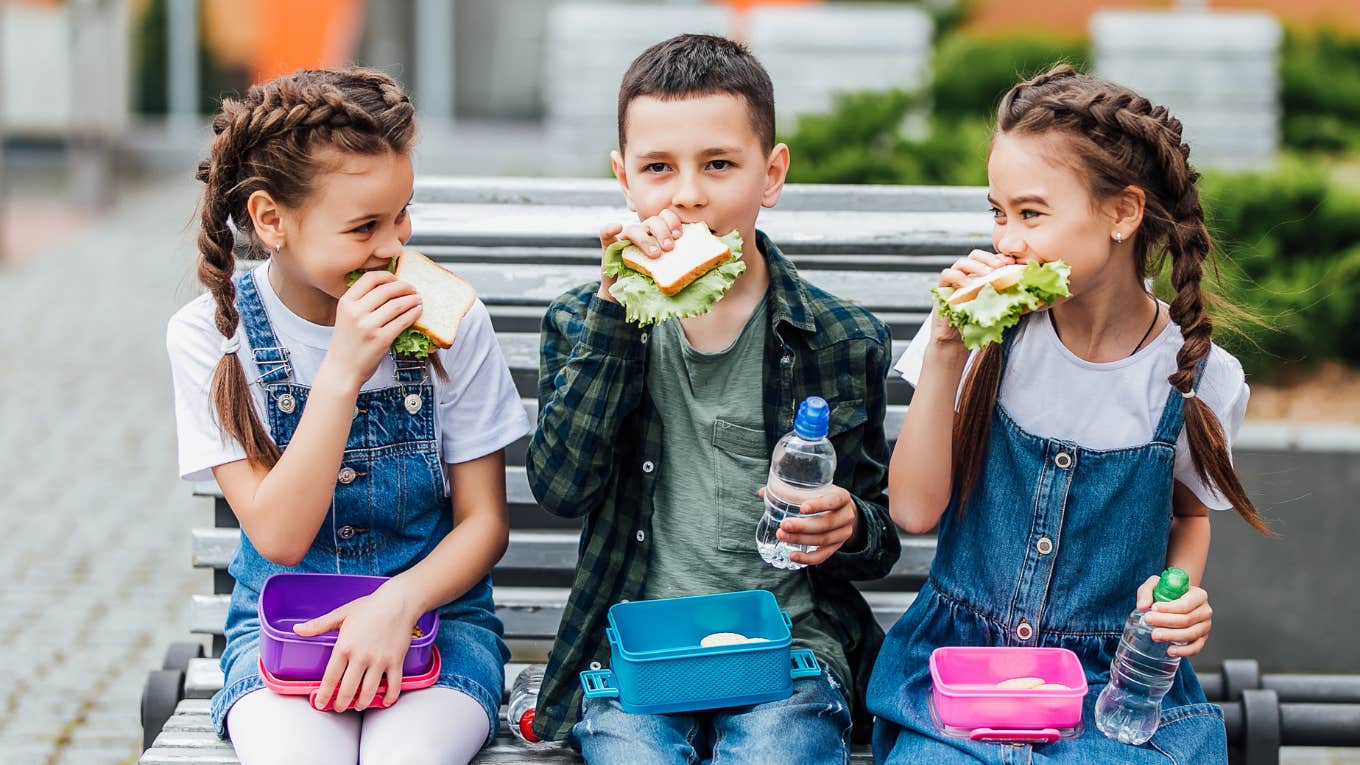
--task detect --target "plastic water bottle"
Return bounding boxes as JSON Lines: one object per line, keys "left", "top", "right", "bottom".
{"left": 1095, "top": 567, "right": 1191, "bottom": 745}
{"left": 507, "top": 664, "right": 546, "bottom": 744}
{"left": 756, "top": 396, "right": 836, "bottom": 570}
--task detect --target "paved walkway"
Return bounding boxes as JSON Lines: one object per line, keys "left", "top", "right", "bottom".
{"left": 0, "top": 175, "right": 211, "bottom": 765}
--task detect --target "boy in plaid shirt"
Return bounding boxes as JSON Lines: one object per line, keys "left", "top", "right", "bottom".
{"left": 526, "top": 34, "right": 900, "bottom": 761}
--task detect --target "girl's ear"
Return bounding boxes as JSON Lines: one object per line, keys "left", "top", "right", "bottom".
{"left": 762, "top": 142, "right": 791, "bottom": 209}
{"left": 246, "top": 189, "right": 286, "bottom": 251}
{"left": 1110, "top": 184, "right": 1146, "bottom": 242}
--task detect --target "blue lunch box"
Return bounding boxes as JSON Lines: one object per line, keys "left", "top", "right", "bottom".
{"left": 578, "top": 589, "right": 822, "bottom": 714}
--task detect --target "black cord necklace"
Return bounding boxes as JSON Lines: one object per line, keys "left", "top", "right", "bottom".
{"left": 1049, "top": 296, "right": 1160, "bottom": 358}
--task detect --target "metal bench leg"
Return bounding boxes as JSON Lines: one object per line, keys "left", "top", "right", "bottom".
{"left": 141, "top": 642, "right": 203, "bottom": 751}
{"left": 1241, "top": 688, "right": 1281, "bottom": 765}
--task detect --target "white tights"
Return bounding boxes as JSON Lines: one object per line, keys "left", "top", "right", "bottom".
{"left": 226, "top": 686, "right": 491, "bottom": 765}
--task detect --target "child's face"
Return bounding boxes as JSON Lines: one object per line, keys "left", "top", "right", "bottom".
{"left": 272, "top": 149, "right": 415, "bottom": 300}
{"left": 987, "top": 132, "right": 1130, "bottom": 297}
{"left": 613, "top": 93, "right": 786, "bottom": 240}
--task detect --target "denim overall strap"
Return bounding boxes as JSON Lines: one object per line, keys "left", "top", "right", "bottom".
{"left": 1151, "top": 358, "right": 1208, "bottom": 445}
{"left": 392, "top": 353, "right": 427, "bottom": 384}
{"left": 233, "top": 270, "right": 293, "bottom": 385}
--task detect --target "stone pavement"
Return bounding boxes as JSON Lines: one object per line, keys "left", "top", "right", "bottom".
{"left": 1, "top": 173, "right": 1356, "bottom": 765}
{"left": 0, "top": 174, "right": 211, "bottom": 765}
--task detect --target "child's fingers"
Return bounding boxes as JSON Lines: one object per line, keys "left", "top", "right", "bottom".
{"left": 1135, "top": 575, "right": 1161, "bottom": 611}
{"left": 312, "top": 651, "right": 348, "bottom": 711}
{"left": 353, "top": 664, "right": 384, "bottom": 712}
{"left": 789, "top": 542, "right": 842, "bottom": 567}
{"left": 382, "top": 663, "right": 404, "bottom": 708}
{"left": 1168, "top": 637, "right": 1207, "bottom": 658}
{"left": 1146, "top": 603, "right": 1212, "bottom": 632}
{"left": 1152, "top": 618, "right": 1211, "bottom": 646}
{"left": 331, "top": 661, "right": 366, "bottom": 713}
{"left": 344, "top": 268, "right": 397, "bottom": 299}
{"left": 293, "top": 606, "right": 346, "bottom": 637}
{"left": 658, "top": 209, "right": 682, "bottom": 238}
{"left": 778, "top": 526, "right": 849, "bottom": 549}
{"left": 645, "top": 216, "right": 676, "bottom": 252}
{"left": 369, "top": 293, "right": 422, "bottom": 329}
{"left": 599, "top": 223, "right": 624, "bottom": 250}
{"left": 354, "top": 279, "right": 418, "bottom": 314}
{"left": 621, "top": 223, "right": 661, "bottom": 256}
{"left": 967, "top": 249, "right": 1011, "bottom": 268}
{"left": 1151, "top": 587, "right": 1208, "bottom": 614}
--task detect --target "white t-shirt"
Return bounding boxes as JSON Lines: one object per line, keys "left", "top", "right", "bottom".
{"left": 894, "top": 310, "right": 1249, "bottom": 511}
{"left": 167, "top": 262, "right": 530, "bottom": 482}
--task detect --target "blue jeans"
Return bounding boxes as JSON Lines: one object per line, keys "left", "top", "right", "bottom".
{"left": 571, "top": 671, "right": 852, "bottom": 765}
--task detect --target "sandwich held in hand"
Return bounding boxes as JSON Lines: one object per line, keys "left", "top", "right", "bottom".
{"left": 932, "top": 260, "right": 1071, "bottom": 350}
{"left": 346, "top": 250, "right": 476, "bottom": 358}
{"left": 603, "top": 222, "right": 745, "bottom": 326}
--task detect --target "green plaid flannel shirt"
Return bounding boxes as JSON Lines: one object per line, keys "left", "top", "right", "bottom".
{"left": 526, "top": 232, "right": 899, "bottom": 741}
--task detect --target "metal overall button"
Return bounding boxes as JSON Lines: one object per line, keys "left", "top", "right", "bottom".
{"left": 1016, "top": 621, "right": 1034, "bottom": 641}
{"left": 404, "top": 393, "right": 423, "bottom": 415}
{"left": 276, "top": 392, "right": 297, "bottom": 414}
{"left": 1036, "top": 536, "right": 1054, "bottom": 555}
{"left": 337, "top": 525, "right": 356, "bottom": 540}
{"left": 1054, "top": 451, "right": 1072, "bottom": 469}
{"left": 337, "top": 466, "right": 357, "bottom": 484}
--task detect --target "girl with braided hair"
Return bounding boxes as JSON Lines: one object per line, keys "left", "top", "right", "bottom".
{"left": 867, "top": 65, "right": 1270, "bottom": 763}
{"left": 165, "top": 68, "right": 528, "bottom": 763}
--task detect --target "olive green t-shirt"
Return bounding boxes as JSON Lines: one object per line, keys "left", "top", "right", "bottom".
{"left": 640, "top": 297, "right": 849, "bottom": 686}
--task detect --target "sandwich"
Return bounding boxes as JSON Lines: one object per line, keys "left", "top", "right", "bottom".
{"left": 345, "top": 250, "right": 477, "bottom": 358}
{"left": 932, "top": 259, "right": 1071, "bottom": 349}
{"left": 603, "top": 222, "right": 745, "bottom": 326}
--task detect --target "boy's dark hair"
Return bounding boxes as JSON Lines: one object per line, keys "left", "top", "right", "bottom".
{"left": 617, "top": 34, "right": 776, "bottom": 152}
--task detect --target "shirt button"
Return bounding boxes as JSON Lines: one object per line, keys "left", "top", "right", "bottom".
{"left": 640, "top": 332, "right": 649, "bottom": 345}
{"left": 781, "top": 354, "right": 792, "bottom": 366}
{"left": 1054, "top": 452, "right": 1072, "bottom": 469}
{"left": 1036, "top": 536, "right": 1054, "bottom": 555}
{"left": 642, "top": 460, "right": 654, "bottom": 474}
{"left": 1016, "top": 621, "right": 1034, "bottom": 641}
{"left": 337, "top": 525, "right": 356, "bottom": 540}
{"left": 636, "top": 530, "right": 646, "bottom": 542}
{"left": 337, "top": 466, "right": 357, "bottom": 484}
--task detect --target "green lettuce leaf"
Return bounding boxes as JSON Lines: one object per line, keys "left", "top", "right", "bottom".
{"left": 345, "top": 265, "right": 437, "bottom": 359}
{"left": 603, "top": 230, "right": 746, "bottom": 326}
{"left": 931, "top": 260, "right": 1071, "bottom": 350}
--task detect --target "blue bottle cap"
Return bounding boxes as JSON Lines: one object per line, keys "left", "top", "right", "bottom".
{"left": 793, "top": 396, "right": 830, "bottom": 440}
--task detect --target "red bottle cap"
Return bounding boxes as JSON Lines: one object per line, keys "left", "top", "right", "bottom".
{"left": 518, "top": 709, "right": 540, "bottom": 743}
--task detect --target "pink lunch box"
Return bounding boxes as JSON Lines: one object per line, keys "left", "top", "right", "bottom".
{"left": 929, "top": 646, "right": 1088, "bottom": 743}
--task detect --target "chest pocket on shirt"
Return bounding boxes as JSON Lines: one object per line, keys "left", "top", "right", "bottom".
{"left": 713, "top": 419, "right": 769, "bottom": 555}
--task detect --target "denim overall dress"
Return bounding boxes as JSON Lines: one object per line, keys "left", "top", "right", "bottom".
{"left": 868, "top": 328, "right": 1228, "bottom": 763}
{"left": 209, "top": 270, "right": 510, "bottom": 741}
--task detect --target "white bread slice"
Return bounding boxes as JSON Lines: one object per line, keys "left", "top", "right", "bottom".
{"left": 392, "top": 250, "right": 477, "bottom": 348}
{"left": 946, "top": 263, "right": 1026, "bottom": 307}
{"left": 620, "top": 222, "right": 733, "bottom": 297}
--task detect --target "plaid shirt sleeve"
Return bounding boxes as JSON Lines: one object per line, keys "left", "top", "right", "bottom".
{"left": 820, "top": 320, "right": 899, "bottom": 582}
{"left": 526, "top": 285, "right": 647, "bottom": 518}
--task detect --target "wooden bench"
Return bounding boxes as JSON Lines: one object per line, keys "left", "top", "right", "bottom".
{"left": 140, "top": 178, "right": 1348, "bottom": 764}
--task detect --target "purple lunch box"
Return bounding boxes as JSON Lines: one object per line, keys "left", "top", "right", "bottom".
{"left": 258, "top": 573, "right": 439, "bottom": 680}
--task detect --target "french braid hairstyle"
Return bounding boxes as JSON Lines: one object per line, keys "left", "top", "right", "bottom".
{"left": 196, "top": 68, "right": 416, "bottom": 468}
{"left": 952, "top": 64, "right": 1271, "bottom": 535}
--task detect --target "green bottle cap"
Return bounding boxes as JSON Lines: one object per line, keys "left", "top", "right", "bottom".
{"left": 1153, "top": 567, "right": 1190, "bottom": 602}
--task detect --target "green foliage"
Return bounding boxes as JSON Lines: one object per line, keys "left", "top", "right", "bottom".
{"left": 1280, "top": 30, "right": 1360, "bottom": 153}
{"left": 929, "top": 33, "right": 1088, "bottom": 123}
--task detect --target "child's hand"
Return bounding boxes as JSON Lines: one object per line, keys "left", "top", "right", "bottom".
{"left": 1137, "top": 575, "right": 1213, "bottom": 658}
{"left": 597, "top": 211, "right": 684, "bottom": 302}
{"left": 293, "top": 585, "right": 418, "bottom": 712}
{"left": 327, "top": 270, "right": 422, "bottom": 389}
{"left": 759, "top": 485, "right": 860, "bottom": 566}
{"left": 931, "top": 249, "right": 1016, "bottom": 346}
